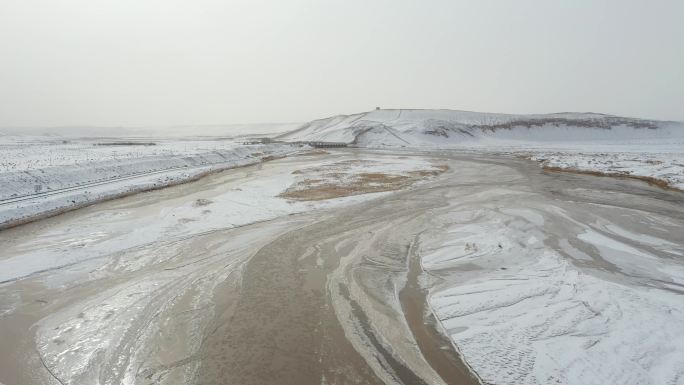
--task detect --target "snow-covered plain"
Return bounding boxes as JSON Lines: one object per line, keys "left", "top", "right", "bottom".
{"left": 0, "top": 136, "right": 301, "bottom": 229}
{"left": 0, "top": 122, "right": 299, "bottom": 139}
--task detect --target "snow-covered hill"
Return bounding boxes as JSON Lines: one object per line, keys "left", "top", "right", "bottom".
{"left": 277, "top": 109, "right": 684, "bottom": 148}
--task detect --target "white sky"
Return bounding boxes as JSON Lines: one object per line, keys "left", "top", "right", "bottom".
{"left": 1, "top": 0, "right": 683, "bottom": 128}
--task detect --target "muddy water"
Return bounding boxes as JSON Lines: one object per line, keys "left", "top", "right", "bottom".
{"left": 0, "top": 149, "right": 682, "bottom": 385}
{"left": 400, "top": 240, "right": 477, "bottom": 384}
{"left": 191, "top": 187, "right": 480, "bottom": 384}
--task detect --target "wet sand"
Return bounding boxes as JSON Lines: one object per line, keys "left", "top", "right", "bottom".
{"left": 0, "top": 149, "right": 682, "bottom": 384}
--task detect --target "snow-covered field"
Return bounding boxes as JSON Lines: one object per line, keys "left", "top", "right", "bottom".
{"left": 0, "top": 122, "right": 299, "bottom": 140}
{"left": 0, "top": 136, "right": 275, "bottom": 172}
{"left": 526, "top": 151, "right": 684, "bottom": 190}
{"left": 0, "top": 136, "right": 301, "bottom": 229}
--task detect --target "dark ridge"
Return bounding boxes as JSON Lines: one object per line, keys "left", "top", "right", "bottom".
{"left": 475, "top": 117, "right": 659, "bottom": 131}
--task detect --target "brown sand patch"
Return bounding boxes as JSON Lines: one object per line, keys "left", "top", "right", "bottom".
{"left": 543, "top": 166, "right": 680, "bottom": 191}
{"left": 358, "top": 172, "right": 410, "bottom": 184}
{"left": 294, "top": 149, "right": 330, "bottom": 156}
{"left": 296, "top": 160, "right": 373, "bottom": 175}
{"left": 515, "top": 154, "right": 534, "bottom": 161}
{"left": 408, "top": 165, "right": 449, "bottom": 177}
{"left": 261, "top": 155, "right": 284, "bottom": 162}
{"left": 279, "top": 173, "right": 411, "bottom": 201}
{"left": 280, "top": 165, "right": 448, "bottom": 201}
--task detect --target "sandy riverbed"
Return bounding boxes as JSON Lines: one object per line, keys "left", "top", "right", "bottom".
{"left": 0, "top": 149, "right": 682, "bottom": 385}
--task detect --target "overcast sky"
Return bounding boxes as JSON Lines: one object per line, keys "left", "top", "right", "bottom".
{"left": 1, "top": 0, "right": 683, "bottom": 128}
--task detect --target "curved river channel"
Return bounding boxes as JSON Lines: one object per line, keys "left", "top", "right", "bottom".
{"left": 0, "top": 149, "right": 682, "bottom": 385}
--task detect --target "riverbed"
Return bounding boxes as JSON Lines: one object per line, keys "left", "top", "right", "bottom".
{"left": 0, "top": 149, "right": 682, "bottom": 385}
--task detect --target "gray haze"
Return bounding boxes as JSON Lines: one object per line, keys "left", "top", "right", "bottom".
{"left": 1, "top": 0, "right": 683, "bottom": 129}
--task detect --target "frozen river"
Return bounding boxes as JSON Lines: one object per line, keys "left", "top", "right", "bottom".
{"left": 0, "top": 149, "right": 682, "bottom": 385}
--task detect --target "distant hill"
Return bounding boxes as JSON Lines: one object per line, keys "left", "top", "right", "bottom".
{"left": 0, "top": 123, "right": 300, "bottom": 139}
{"left": 277, "top": 109, "right": 684, "bottom": 147}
